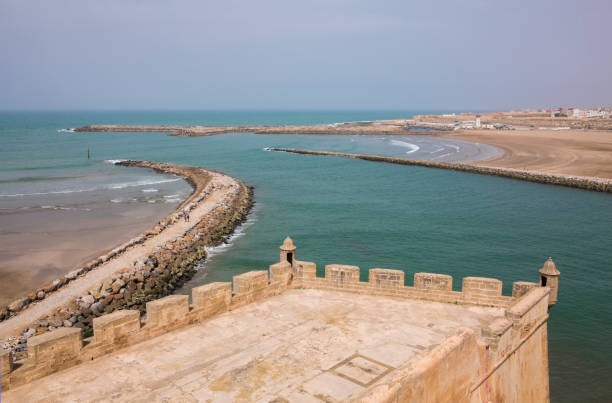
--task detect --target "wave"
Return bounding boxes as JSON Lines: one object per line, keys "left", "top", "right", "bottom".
{"left": 432, "top": 152, "right": 453, "bottom": 160}
{"left": 57, "top": 128, "right": 75, "bottom": 133}
{"left": 203, "top": 214, "right": 256, "bottom": 260}
{"left": 142, "top": 188, "right": 158, "bottom": 193}
{"left": 39, "top": 205, "right": 91, "bottom": 211}
{"left": 390, "top": 140, "right": 420, "bottom": 154}
{"left": 0, "top": 178, "right": 181, "bottom": 197}
{"left": 109, "top": 178, "right": 181, "bottom": 190}
{"left": 0, "top": 175, "right": 87, "bottom": 184}
{"left": 104, "top": 159, "right": 127, "bottom": 165}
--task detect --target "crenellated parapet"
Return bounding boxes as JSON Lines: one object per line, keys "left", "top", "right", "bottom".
{"left": 0, "top": 237, "right": 560, "bottom": 391}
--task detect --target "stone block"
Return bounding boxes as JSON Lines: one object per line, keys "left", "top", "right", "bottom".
{"left": 93, "top": 310, "right": 140, "bottom": 345}
{"left": 462, "top": 277, "right": 503, "bottom": 297}
{"left": 27, "top": 328, "right": 82, "bottom": 366}
{"left": 233, "top": 271, "right": 268, "bottom": 295}
{"left": 269, "top": 261, "right": 292, "bottom": 285}
{"left": 146, "top": 295, "right": 189, "bottom": 327}
{"left": 414, "top": 272, "right": 452, "bottom": 291}
{"left": 294, "top": 261, "right": 316, "bottom": 280}
{"left": 325, "top": 264, "right": 360, "bottom": 288}
{"left": 192, "top": 282, "right": 232, "bottom": 315}
{"left": 369, "top": 268, "right": 404, "bottom": 289}
{"left": 512, "top": 281, "right": 538, "bottom": 298}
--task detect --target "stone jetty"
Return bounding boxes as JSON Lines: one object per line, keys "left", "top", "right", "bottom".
{"left": 271, "top": 148, "right": 612, "bottom": 193}
{"left": 0, "top": 162, "right": 253, "bottom": 357}
{"left": 74, "top": 120, "right": 442, "bottom": 137}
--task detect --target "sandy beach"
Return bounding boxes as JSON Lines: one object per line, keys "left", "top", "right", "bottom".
{"left": 0, "top": 169, "right": 192, "bottom": 307}
{"left": 0, "top": 203, "right": 183, "bottom": 307}
{"left": 442, "top": 129, "right": 612, "bottom": 179}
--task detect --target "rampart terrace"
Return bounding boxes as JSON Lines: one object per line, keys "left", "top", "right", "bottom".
{"left": 0, "top": 238, "right": 559, "bottom": 402}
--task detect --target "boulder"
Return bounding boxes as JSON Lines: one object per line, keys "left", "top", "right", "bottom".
{"left": 81, "top": 294, "right": 95, "bottom": 306}
{"left": 90, "top": 301, "right": 106, "bottom": 316}
{"left": 65, "top": 269, "right": 81, "bottom": 280}
{"left": 111, "top": 279, "right": 126, "bottom": 293}
{"left": 47, "top": 316, "right": 63, "bottom": 327}
{"left": 37, "top": 290, "right": 45, "bottom": 299}
{"left": 8, "top": 297, "right": 28, "bottom": 312}
{"left": 24, "top": 328, "right": 36, "bottom": 338}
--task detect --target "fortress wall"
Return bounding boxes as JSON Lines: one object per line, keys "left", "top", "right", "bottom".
{"left": 512, "top": 281, "right": 539, "bottom": 298}
{"left": 191, "top": 282, "right": 232, "bottom": 320}
{"left": 296, "top": 265, "right": 514, "bottom": 308}
{"left": 2, "top": 249, "right": 553, "bottom": 394}
{"left": 92, "top": 310, "right": 140, "bottom": 345}
{"left": 354, "top": 329, "right": 486, "bottom": 403}
{"left": 474, "top": 287, "right": 551, "bottom": 402}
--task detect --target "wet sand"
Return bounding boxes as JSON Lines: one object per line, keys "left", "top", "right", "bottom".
{"left": 442, "top": 129, "right": 612, "bottom": 179}
{"left": 0, "top": 196, "right": 185, "bottom": 306}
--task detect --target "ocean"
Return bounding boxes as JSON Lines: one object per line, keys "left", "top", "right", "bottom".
{"left": 0, "top": 110, "right": 611, "bottom": 402}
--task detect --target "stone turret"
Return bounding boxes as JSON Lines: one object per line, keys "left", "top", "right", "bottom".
{"left": 539, "top": 257, "right": 560, "bottom": 307}
{"left": 280, "top": 237, "right": 296, "bottom": 266}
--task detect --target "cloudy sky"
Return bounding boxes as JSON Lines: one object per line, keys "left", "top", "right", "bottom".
{"left": 1, "top": 0, "right": 610, "bottom": 110}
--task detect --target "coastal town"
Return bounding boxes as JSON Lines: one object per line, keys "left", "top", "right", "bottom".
{"left": 406, "top": 107, "right": 612, "bottom": 131}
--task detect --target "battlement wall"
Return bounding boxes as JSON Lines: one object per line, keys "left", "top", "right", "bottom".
{"left": 1, "top": 243, "right": 555, "bottom": 395}
{"left": 294, "top": 261, "right": 516, "bottom": 308}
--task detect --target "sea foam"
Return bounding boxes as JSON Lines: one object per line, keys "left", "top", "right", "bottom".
{"left": 390, "top": 140, "right": 420, "bottom": 154}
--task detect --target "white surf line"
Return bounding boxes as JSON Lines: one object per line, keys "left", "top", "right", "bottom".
{"left": 390, "top": 139, "right": 421, "bottom": 154}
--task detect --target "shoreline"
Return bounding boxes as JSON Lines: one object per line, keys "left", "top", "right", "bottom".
{"left": 1, "top": 162, "right": 253, "bottom": 350}
{"left": 438, "top": 129, "right": 612, "bottom": 180}
{"left": 0, "top": 174, "right": 190, "bottom": 307}
{"left": 270, "top": 148, "right": 612, "bottom": 193}
{"left": 75, "top": 122, "right": 612, "bottom": 180}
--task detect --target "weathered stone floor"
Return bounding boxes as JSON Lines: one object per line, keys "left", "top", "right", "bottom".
{"left": 2, "top": 289, "right": 504, "bottom": 402}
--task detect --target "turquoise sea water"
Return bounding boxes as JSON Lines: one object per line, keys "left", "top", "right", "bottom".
{"left": 0, "top": 111, "right": 611, "bottom": 402}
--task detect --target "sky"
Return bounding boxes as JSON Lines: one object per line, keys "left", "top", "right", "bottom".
{"left": 1, "top": 0, "right": 611, "bottom": 110}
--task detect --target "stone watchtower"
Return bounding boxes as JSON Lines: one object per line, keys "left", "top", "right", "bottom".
{"left": 280, "top": 236, "right": 296, "bottom": 266}
{"left": 539, "top": 257, "right": 560, "bottom": 307}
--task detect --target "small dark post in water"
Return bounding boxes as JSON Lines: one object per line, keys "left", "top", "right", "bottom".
{"left": 88, "top": 148, "right": 90, "bottom": 159}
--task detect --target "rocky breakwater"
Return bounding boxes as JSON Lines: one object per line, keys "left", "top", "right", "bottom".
{"left": 271, "top": 148, "right": 612, "bottom": 193}
{"left": 75, "top": 120, "right": 443, "bottom": 137}
{"left": 1, "top": 161, "right": 253, "bottom": 357}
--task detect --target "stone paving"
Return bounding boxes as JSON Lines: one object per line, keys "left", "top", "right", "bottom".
{"left": 2, "top": 289, "right": 504, "bottom": 402}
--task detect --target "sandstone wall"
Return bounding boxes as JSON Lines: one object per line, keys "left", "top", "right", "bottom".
{"left": 2, "top": 247, "right": 553, "bottom": 402}
{"left": 354, "top": 329, "right": 486, "bottom": 403}
{"left": 295, "top": 263, "right": 515, "bottom": 308}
